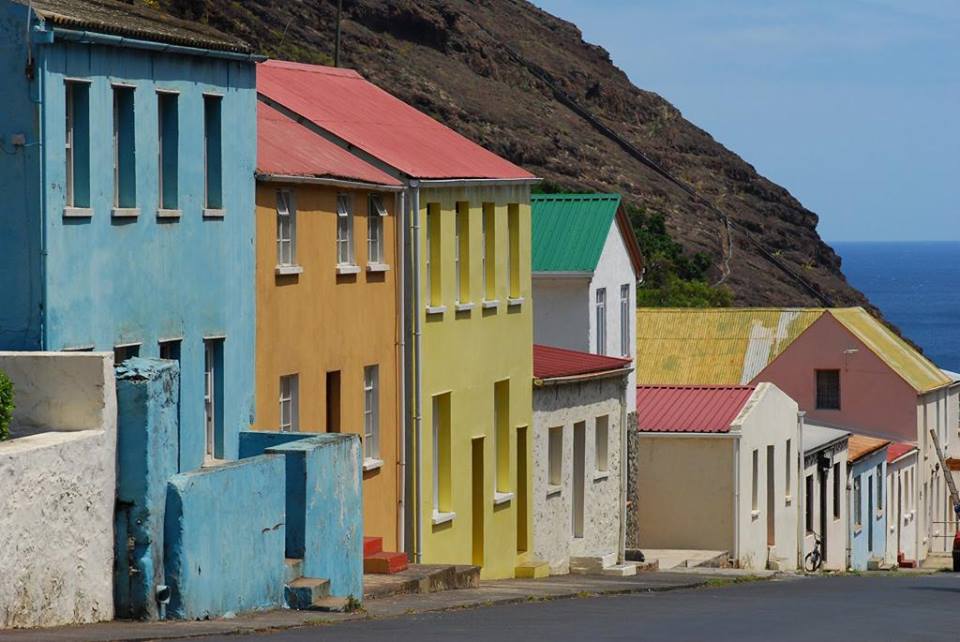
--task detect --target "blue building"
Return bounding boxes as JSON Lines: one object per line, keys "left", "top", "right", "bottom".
{"left": 848, "top": 435, "right": 889, "bottom": 570}
{"left": 0, "top": 0, "right": 258, "bottom": 468}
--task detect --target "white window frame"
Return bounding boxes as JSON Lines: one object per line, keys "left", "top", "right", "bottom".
{"left": 277, "top": 190, "right": 296, "bottom": 267}
{"left": 367, "top": 195, "right": 386, "bottom": 265}
{"left": 364, "top": 365, "right": 380, "bottom": 460}
{"left": 337, "top": 193, "right": 354, "bottom": 266}
{"left": 619, "top": 284, "right": 630, "bottom": 357}
{"left": 279, "top": 374, "right": 299, "bottom": 433}
{"left": 751, "top": 448, "right": 759, "bottom": 513}
{"left": 595, "top": 288, "right": 607, "bottom": 355}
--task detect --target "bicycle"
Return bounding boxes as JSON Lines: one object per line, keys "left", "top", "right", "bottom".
{"left": 804, "top": 532, "right": 823, "bottom": 572}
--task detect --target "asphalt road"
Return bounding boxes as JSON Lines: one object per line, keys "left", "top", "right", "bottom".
{"left": 190, "top": 573, "right": 960, "bottom": 642}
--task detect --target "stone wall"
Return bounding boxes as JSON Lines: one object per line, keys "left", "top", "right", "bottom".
{"left": 0, "top": 352, "right": 116, "bottom": 628}
{"left": 532, "top": 375, "right": 625, "bottom": 574}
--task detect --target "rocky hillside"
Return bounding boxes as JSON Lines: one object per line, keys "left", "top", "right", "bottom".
{"left": 153, "top": 0, "right": 872, "bottom": 309}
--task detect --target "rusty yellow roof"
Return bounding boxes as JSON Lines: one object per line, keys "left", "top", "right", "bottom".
{"left": 635, "top": 307, "right": 951, "bottom": 393}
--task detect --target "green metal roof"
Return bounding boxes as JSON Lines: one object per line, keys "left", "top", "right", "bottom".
{"left": 532, "top": 193, "right": 621, "bottom": 272}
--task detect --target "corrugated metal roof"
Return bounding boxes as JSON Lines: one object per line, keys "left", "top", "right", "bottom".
{"left": 830, "top": 308, "right": 951, "bottom": 394}
{"left": 533, "top": 344, "right": 631, "bottom": 380}
{"left": 256, "top": 102, "right": 401, "bottom": 187}
{"left": 634, "top": 308, "right": 823, "bottom": 385}
{"left": 257, "top": 60, "right": 535, "bottom": 181}
{"left": 531, "top": 194, "right": 621, "bottom": 272}
{"left": 635, "top": 385, "right": 756, "bottom": 433}
{"left": 848, "top": 435, "right": 890, "bottom": 463}
{"left": 20, "top": 0, "right": 251, "bottom": 53}
{"left": 887, "top": 442, "right": 917, "bottom": 463}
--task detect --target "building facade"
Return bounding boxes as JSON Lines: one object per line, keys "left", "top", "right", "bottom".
{"left": 802, "top": 422, "right": 850, "bottom": 571}
{"left": 0, "top": 0, "right": 259, "bottom": 469}
{"left": 252, "top": 102, "right": 405, "bottom": 552}
{"left": 885, "top": 443, "right": 919, "bottom": 566}
{"left": 847, "top": 436, "right": 889, "bottom": 570}
{"left": 531, "top": 345, "right": 632, "bottom": 575}
{"left": 257, "top": 60, "right": 540, "bottom": 579}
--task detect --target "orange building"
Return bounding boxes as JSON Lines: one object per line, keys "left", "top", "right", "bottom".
{"left": 253, "top": 103, "right": 406, "bottom": 553}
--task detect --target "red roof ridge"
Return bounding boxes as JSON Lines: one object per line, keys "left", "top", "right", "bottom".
{"left": 261, "top": 59, "right": 363, "bottom": 78}
{"left": 637, "top": 384, "right": 756, "bottom": 391}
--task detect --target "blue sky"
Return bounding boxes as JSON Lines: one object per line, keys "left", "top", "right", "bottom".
{"left": 535, "top": 1, "right": 959, "bottom": 241}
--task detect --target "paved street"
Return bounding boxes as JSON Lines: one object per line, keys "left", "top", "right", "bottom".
{"left": 189, "top": 573, "right": 960, "bottom": 642}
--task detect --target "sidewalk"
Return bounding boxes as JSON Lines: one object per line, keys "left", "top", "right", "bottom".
{"left": 0, "top": 570, "right": 774, "bottom": 642}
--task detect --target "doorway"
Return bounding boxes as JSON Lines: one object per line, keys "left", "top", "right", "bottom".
{"left": 819, "top": 464, "right": 828, "bottom": 561}
{"left": 472, "top": 437, "right": 485, "bottom": 567}
{"left": 516, "top": 426, "right": 528, "bottom": 553}
{"left": 868, "top": 475, "right": 874, "bottom": 554}
{"left": 896, "top": 471, "right": 902, "bottom": 557}
{"left": 573, "top": 422, "right": 585, "bottom": 538}
{"left": 325, "top": 371, "right": 341, "bottom": 432}
{"left": 766, "top": 445, "right": 776, "bottom": 546}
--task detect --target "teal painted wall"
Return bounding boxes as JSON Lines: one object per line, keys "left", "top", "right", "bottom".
{"left": 850, "top": 450, "right": 888, "bottom": 570}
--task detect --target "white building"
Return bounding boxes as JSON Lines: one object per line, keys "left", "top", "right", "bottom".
{"left": 801, "top": 421, "right": 850, "bottom": 571}
{"left": 632, "top": 383, "right": 800, "bottom": 570}
{"left": 532, "top": 344, "right": 634, "bottom": 575}
{"left": 885, "top": 443, "right": 920, "bottom": 567}
{"left": 531, "top": 194, "right": 644, "bottom": 421}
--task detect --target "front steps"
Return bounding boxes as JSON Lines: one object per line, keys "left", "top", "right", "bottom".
{"left": 364, "top": 536, "right": 409, "bottom": 574}
{"left": 284, "top": 558, "right": 349, "bottom": 612}
{"left": 515, "top": 560, "right": 550, "bottom": 578}
{"left": 570, "top": 552, "right": 638, "bottom": 577}
{"left": 364, "top": 563, "right": 480, "bottom": 599}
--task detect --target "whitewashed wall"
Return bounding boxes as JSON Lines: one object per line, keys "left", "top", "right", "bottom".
{"left": 802, "top": 444, "right": 848, "bottom": 571}
{"left": 886, "top": 451, "right": 919, "bottom": 566}
{"left": 532, "top": 277, "right": 590, "bottom": 352}
{"left": 917, "top": 384, "right": 960, "bottom": 558}
{"left": 0, "top": 352, "right": 116, "bottom": 628}
{"left": 533, "top": 375, "right": 625, "bottom": 574}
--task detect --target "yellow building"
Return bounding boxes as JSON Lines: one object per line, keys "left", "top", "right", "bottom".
{"left": 257, "top": 60, "right": 543, "bottom": 578}
{"left": 253, "top": 103, "right": 406, "bottom": 551}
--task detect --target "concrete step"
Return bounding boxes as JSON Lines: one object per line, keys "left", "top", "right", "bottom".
{"left": 899, "top": 558, "right": 918, "bottom": 569}
{"left": 308, "top": 596, "right": 352, "bottom": 612}
{"left": 601, "top": 563, "right": 638, "bottom": 577}
{"left": 570, "top": 552, "right": 618, "bottom": 573}
{"left": 364, "top": 551, "right": 409, "bottom": 574}
{"left": 363, "top": 564, "right": 471, "bottom": 599}
{"left": 515, "top": 560, "right": 550, "bottom": 579}
{"left": 285, "top": 577, "right": 330, "bottom": 610}
{"left": 364, "top": 536, "right": 383, "bottom": 557}
{"left": 453, "top": 565, "right": 481, "bottom": 589}
{"left": 284, "top": 558, "right": 303, "bottom": 584}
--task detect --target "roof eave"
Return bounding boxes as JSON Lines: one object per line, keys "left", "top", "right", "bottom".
{"left": 256, "top": 172, "right": 404, "bottom": 192}
{"left": 533, "top": 366, "right": 633, "bottom": 387}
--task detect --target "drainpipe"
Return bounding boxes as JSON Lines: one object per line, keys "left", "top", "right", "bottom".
{"left": 410, "top": 182, "right": 424, "bottom": 563}
{"left": 797, "top": 411, "right": 805, "bottom": 570}
{"left": 30, "top": 23, "right": 48, "bottom": 349}
{"left": 396, "top": 190, "right": 406, "bottom": 553}
{"left": 618, "top": 376, "right": 628, "bottom": 564}
{"left": 733, "top": 435, "right": 741, "bottom": 566}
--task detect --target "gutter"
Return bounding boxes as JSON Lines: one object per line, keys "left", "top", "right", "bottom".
{"left": 532, "top": 271, "right": 593, "bottom": 280}
{"left": 50, "top": 27, "right": 266, "bottom": 62}
{"left": 257, "top": 173, "right": 404, "bottom": 192}
{"left": 410, "top": 182, "right": 424, "bottom": 563}
{"left": 797, "top": 411, "right": 805, "bottom": 570}
{"left": 396, "top": 190, "right": 406, "bottom": 553}
{"left": 533, "top": 366, "right": 633, "bottom": 387}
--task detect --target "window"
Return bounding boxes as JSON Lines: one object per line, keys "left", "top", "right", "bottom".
{"left": 157, "top": 92, "right": 179, "bottom": 211}
{"left": 113, "top": 343, "right": 140, "bottom": 365}
{"left": 203, "top": 339, "right": 223, "bottom": 460}
{"left": 433, "top": 393, "right": 452, "bottom": 513}
{"left": 482, "top": 204, "right": 496, "bottom": 301}
{"left": 751, "top": 449, "right": 759, "bottom": 512}
{"left": 337, "top": 193, "right": 354, "bottom": 265}
{"left": 203, "top": 95, "right": 222, "bottom": 210}
{"left": 508, "top": 204, "right": 520, "bottom": 298}
{"left": 368, "top": 195, "right": 386, "bottom": 265}
{"left": 816, "top": 369, "right": 841, "bottom": 410}
{"left": 494, "top": 379, "right": 510, "bottom": 494}
{"left": 877, "top": 464, "right": 883, "bottom": 511}
{"left": 785, "top": 439, "right": 792, "bottom": 500}
{"left": 426, "top": 204, "right": 441, "bottom": 306}
{"left": 159, "top": 339, "right": 181, "bottom": 362}
{"left": 595, "top": 288, "right": 607, "bottom": 355}
{"left": 619, "top": 284, "right": 630, "bottom": 356}
{"left": 805, "top": 474, "right": 814, "bottom": 532}
{"left": 833, "top": 463, "right": 841, "bottom": 519}
{"left": 595, "top": 415, "right": 609, "bottom": 472}
{"left": 854, "top": 476, "right": 862, "bottom": 527}
{"left": 279, "top": 374, "right": 299, "bottom": 433}
{"left": 113, "top": 86, "right": 137, "bottom": 209}
{"left": 65, "top": 81, "right": 90, "bottom": 209}
{"left": 455, "top": 203, "right": 470, "bottom": 303}
{"left": 548, "top": 427, "right": 563, "bottom": 487}
{"left": 364, "top": 365, "right": 379, "bottom": 460}
{"left": 275, "top": 190, "right": 296, "bottom": 267}
{"left": 326, "top": 371, "right": 341, "bottom": 433}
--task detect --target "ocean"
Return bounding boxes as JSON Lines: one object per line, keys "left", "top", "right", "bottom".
{"left": 832, "top": 241, "right": 960, "bottom": 373}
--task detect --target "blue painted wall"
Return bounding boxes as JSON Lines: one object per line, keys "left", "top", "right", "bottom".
{"left": 0, "top": 2, "right": 42, "bottom": 349}
{"left": 164, "top": 455, "right": 286, "bottom": 620}
{"left": 0, "top": 4, "right": 257, "bottom": 469}
{"left": 240, "top": 431, "right": 364, "bottom": 600}
{"left": 849, "top": 449, "right": 888, "bottom": 570}
{"left": 115, "top": 358, "right": 181, "bottom": 620}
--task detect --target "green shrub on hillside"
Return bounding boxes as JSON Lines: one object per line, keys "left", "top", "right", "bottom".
{"left": 0, "top": 370, "right": 13, "bottom": 442}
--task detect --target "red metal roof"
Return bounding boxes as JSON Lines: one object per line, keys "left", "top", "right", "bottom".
{"left": 886, "top": 442, "right": 917, "bottom": 463}
{"left": 635, "top": 386, "right": 756, "bottom": 433}
{"left": 848, "top": 435, "right": 890, "bottom": 463}
{"left": 256, "top": 102, "right": 401, "bottom": 187}
{"left": 257, "top": 60, "right": 536, "bottom": 181}
{"left": 533, "top": 344, "right": 631, "bottom": 380}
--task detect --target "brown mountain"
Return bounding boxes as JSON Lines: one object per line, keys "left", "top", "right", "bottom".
{"left": 154, "top": 0, "right": 872, "bottom": 309}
